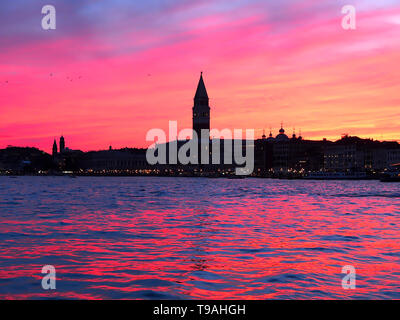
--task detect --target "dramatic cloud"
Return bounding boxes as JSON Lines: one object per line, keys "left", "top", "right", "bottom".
{"left": 0, "top": 0, "right": 399, "bottom": 152}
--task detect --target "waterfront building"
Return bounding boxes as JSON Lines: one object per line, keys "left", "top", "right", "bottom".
{"left": 81, "top": 148, "right": 148, "bottom": 173}
{"left": 11, "top": 73, "right": 398, "bottom": 177}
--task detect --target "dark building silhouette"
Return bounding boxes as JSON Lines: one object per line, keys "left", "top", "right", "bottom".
{"left": 254, "top": 129, "right": 325, "bottom": 175}
{"left": 59, "top": 136, "right": 65, "bottom": 153}
{"left": 80, "top": 148, "right": 148, "bottom": 173}
{"left": 143, "top": 74, "right": 400, "bottom": 177}
{"left": 253, "top": 131, "right": 400, "bottom": 177}
{"left": 322, "top": 135, "right": 400, "bottom": 172}
{"left": 2, "top": 73, "right": 400, "bottom": 178}
{"left": 52, "top": 139, "right": 57, "bottom": 156}
{"left": 0, "top": 146, "right": 55, "bottom": 174}
{"left": 193, "top": 72, "right": 210, "bottom": 140}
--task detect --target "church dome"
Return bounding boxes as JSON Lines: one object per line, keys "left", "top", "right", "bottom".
{"left": 266, "top": 130, "right": 275, "bottom": 141}
{"left": 276, "top": 126, "right": 289, "bottom": 141}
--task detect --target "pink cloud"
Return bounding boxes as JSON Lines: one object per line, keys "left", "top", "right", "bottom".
{"left": 1, "top": 3, "right": 400, "bottom": 153}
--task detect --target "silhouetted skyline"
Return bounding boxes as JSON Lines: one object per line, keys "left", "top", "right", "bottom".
{"left": 2, "top": 72, "right": 400, "bottom": 155}
{"left": 1, "top": 1, "right": 400, "bottom": 153}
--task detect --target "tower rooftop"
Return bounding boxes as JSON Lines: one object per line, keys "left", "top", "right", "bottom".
{"left": 194, "top": 72, "right": 208, "bottom": 99}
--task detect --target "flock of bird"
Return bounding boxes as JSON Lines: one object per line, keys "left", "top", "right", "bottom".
{"left": 2, "top": 73, "right": 154, "bottom": 85}
{"left": 2, "top": 73, "right": 84, "bottom": 85}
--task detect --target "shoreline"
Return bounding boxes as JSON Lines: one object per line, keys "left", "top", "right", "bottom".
{"left": 0, "top": 173, "right": 395, "bottom": 182}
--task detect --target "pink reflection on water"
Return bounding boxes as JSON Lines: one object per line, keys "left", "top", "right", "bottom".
{"left": 0, "top": 177, "right": 400, "bottom": 299}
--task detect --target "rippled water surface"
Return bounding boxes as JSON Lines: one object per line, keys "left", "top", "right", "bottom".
{"left": 0, "top": 176, "right": 400, "bottom": 299}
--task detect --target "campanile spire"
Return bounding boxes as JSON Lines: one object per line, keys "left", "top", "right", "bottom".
{"left": 193, "top": 72, "right": 210, "bottom": 139}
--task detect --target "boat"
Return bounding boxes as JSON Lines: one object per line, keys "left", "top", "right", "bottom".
{"left": 380, "top": 172, "right": 400, "bottom": 182}
{"left": 227, "top": 175, "right": 246, "bottom": 179}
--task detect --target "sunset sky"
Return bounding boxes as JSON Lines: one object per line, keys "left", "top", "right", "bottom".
{"left": 1, "top": 0, "right": 400, "bottom": 153}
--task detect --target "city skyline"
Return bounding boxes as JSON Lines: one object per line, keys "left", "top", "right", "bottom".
{"left": 1, "top": 0, "right": 400, "bottom": 153}
{"left": 2, "top": 72, "right": 399, "bottom": 155}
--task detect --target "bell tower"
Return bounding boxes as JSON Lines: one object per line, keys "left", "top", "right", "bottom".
{"left": 59, "top": 135, "right": 65, "bottom": 153}
{"left": 192, "top": 72, "right": 210, "bottom": 140}
{"left": 52, "top": 139, "right": 58, "bottom": 156}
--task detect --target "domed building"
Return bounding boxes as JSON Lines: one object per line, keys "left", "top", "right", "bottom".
{"left": 275, "top": 125, "right": 289, "bottom": 141}
{"left": 261, "top": 129, "right": 267, "bottom": 140}
{"left": 266, "top": 130, "right": 275, "bottom": 142}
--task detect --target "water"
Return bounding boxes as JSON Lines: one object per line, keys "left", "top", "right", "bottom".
{"left": 0, "top": 176, "right": 399, "bottom": 299}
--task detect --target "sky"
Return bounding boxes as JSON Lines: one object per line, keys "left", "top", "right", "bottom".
{"left": 1, "top": 0, "right": 400, "bottom": 153}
